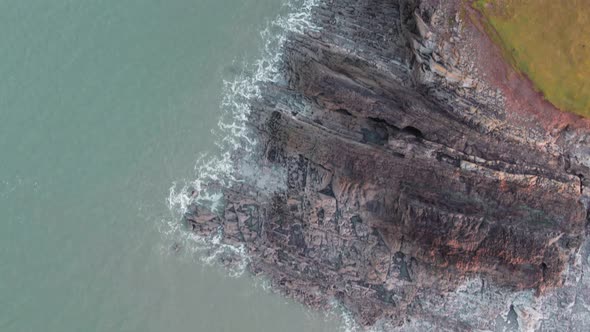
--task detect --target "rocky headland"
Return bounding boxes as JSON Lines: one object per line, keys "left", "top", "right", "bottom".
{"left": 185, "top": 0, "right": 590, "bottom": 330}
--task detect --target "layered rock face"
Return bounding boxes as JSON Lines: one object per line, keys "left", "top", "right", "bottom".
{"left": 186, "top": 0, "right": 590, "bottom": 329}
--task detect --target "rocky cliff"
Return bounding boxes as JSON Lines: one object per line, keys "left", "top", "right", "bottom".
{"left": 185, "top": 0, "right": 590, "bottom": 329}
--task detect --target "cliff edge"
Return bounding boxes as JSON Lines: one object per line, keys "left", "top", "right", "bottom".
{"left": 185, "top": 0, "right": 590, "bottom": 330}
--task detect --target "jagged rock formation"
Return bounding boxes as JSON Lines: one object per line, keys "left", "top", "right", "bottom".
{"left": 186, "top": 0, "right": 590, "bottom": 329}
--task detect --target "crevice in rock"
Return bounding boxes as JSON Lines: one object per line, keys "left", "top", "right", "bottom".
{"left": 541, "top": 262, "right": 548, "bottom": 282}
{"left": 318, "top": 181, "right": 335, "bottom": 198}
{"left": 401, "top": 125, "right": 424, "bottom": 138}
{"left": 334, "top": 108, "right": 354, "bottom": 117}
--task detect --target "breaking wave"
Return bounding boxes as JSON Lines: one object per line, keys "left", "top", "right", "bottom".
{"left": 162, "top": 0, "right": 319, "bottom": 275}
{"left": 160, "top": 1, "right": 374, "bottom": 331}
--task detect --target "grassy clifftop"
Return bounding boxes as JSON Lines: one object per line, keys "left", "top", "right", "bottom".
{"left": 473, "top": 0, "right": 590, "bottom": 116}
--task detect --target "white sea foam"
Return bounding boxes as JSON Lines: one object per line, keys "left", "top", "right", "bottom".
{"left": 161, "top": 1, "right": 370, "bottom": 329}
{"left": 160, "top": 1, "right": 590, "bottom": 330}
{"left": 327, "top": 299, "right": 361, "bottom": 332}
{"left": 163, "top": 0, "right": 320, "bottom": 274}
{"left": 159, "top": 1, "right": 382, "bottom": 331}
{"left": 167, "top": 0, "right": 319, "bottom": 216}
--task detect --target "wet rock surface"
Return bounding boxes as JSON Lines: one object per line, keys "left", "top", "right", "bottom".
{"left": 186, "top": 0, "right": 590, "bottom": 329}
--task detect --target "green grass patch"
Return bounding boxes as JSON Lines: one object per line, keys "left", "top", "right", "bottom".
{"left": 472, "top": 0, "right": 590, "bottom": 116}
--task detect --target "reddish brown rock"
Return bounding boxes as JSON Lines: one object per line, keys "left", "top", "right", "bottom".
{"left": 185, "top": 0, "right": 590, "bottom": 329}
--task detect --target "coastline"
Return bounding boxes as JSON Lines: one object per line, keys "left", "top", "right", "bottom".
{"left": 182, "top": 0, "right": 590, "bottom": 330}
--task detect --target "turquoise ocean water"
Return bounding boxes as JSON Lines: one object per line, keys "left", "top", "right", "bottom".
{"left": 0, "top": 1, "right": 343, "bottom": 331}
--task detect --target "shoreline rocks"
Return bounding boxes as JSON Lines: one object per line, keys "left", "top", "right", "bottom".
{"left": 185, "top": 0, "right": 590, "bottom": 329}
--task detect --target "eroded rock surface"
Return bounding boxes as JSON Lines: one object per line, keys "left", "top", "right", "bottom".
{"left": 186, "top": 0, "right": 590, "bottom": 329}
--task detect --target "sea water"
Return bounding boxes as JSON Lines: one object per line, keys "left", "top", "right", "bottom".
{"left": 0, "top": 1, "right": 344, "bottom": 331}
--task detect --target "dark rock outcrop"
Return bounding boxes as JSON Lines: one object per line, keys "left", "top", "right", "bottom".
{"left": 185, "top": 0, "right": 590, "bottom": 329}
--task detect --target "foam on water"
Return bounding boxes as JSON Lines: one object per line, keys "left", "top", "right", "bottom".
{"left": 162, "top": 1, "right": 380, "bottom": 330}
{"left": 167, "top": 0, "right": 319, "bottom": 216}
{"left": 326, "top": 299, "right": 361, "bottom": 332}
{"left": 159, "top": 0, "right": 590, "bottom": 330}
{"left": 163, "top": 0, "right": 319, "bottom": 273}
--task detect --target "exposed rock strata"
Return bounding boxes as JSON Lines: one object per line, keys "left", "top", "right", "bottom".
{"left": 186, "top": 0, "right": 590, "bottom": 329}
